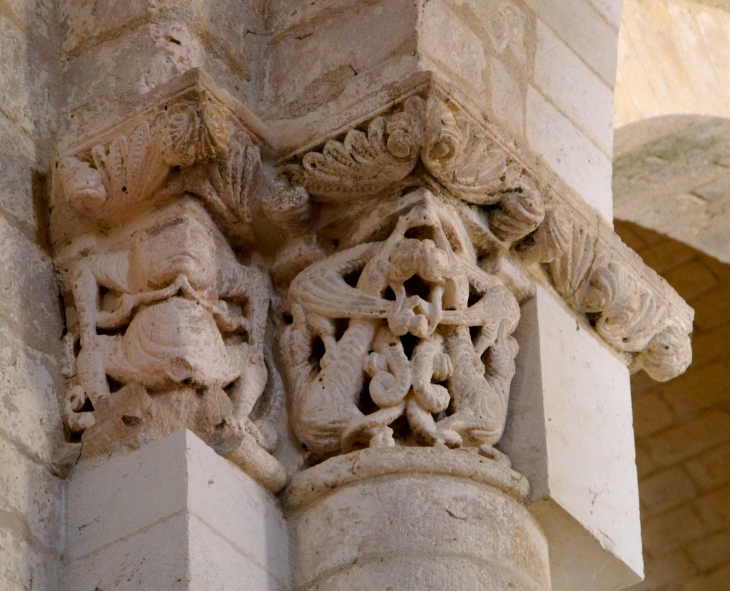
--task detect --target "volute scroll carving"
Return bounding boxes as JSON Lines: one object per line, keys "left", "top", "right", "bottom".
{"left": 280, "top": 92, "right": 693, "bottom": 385}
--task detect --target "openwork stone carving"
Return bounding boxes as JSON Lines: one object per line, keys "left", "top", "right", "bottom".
{"left": 279, "top": 93, "right": 693, "bottom": 384}
{"left": 52, "top": 85, "right": 286, "bottom": 491}
{"left": 282, "top": 190, "right": 520, "bottom": 461}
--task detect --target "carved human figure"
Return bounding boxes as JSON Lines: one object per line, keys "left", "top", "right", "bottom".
{"left": 64, "top": 198, "right": 271, "bottom": 447}
{"left": 282, "top": 192, "right": 520, "bottom": 461}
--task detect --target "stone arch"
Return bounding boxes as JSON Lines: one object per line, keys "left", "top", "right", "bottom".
{"left": 615, "top": 220, "right": 730, "bottom": 591}
{"left": 613, "top": 115, "right": 730, "bottom": 263}
{"left": 613, "top": 3, "right": 730, "bottom": 589}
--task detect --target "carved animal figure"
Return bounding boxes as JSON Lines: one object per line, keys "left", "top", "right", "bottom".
{"left": 64, "top": 198, "right": 270, "bottom": 445}
{"left": 282, "top": 196, "right": 520, "bottom": 460}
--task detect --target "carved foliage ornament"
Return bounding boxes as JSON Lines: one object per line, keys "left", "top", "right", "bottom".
{"left": 279, "top": 96, "right": 692, "bottom": 383}
{"left": 54, "top": 95, "right": 286, "bottom": 491}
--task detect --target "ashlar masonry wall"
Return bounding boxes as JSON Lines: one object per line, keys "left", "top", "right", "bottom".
{"left": 0, "top": 0, "right": 66, "bottom": 589}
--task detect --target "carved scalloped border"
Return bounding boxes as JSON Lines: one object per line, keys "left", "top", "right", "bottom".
{"left": 51, "top": 71, "right": 693, "bottom": 382}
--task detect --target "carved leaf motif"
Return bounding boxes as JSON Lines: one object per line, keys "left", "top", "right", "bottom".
{"left": 547, "top": 218, "right": 596, "bottom": 306}
{"left": 160, "top": 102, "right": 230, "bottom": 167}
{"left": 261, "top": 180, "right": 312, "bottom": 232}
{"left": 204, "top": 132, "right": 261, "bottom": 231}
{"left": 90, "top": 121, "right": 169, "bottom": 206}
{"left": 489, "top": 176, "right": 545, "bottom": 242}
{"left": 285, "top": 99, "right": 423, "bottom": 201}
{"left": 421, "top": 99, "right": 508, "bottom": 205}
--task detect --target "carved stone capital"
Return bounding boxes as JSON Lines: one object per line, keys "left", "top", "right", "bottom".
{"left": 51, "top": 71, "right": 286, "bottom": 492}
{"left": 51, "top": 70, "right": 693, "bottom": 481}
{"left": 274, "top": 89, "right": 693, "bottom": 384}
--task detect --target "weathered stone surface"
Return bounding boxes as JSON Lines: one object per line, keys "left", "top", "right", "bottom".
{"left": 0, "top": 324, "right": 64, "bottom": 464}
{"left": 0, "top": 113, "right": 41, "bottom": 232}
{"left": 64, "top": 430, "right": 290, "bottom": 590}
{"left": 0, "top": 14, "right": 55, "bottom": 140}
{"left": 53, "top": 97, "right": 284, "bottom": 490}
{"left": 0, "top": 528, "right": 61, "bottom": 591}
{"left": 0, "top": 436, "right": 63, "bottom": 552}
{"left": 286, "top": 447, "right": 548, "bottom": 591}
{"left": 0, "top": 217, "right": 62, "bottom": 348}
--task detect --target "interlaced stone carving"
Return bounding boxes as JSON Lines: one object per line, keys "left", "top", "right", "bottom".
{"left": 281, "top": 94, "right": 693, "bottom": 384}
{"left": 282, "top": 190, "right": 520, "bottom": 462}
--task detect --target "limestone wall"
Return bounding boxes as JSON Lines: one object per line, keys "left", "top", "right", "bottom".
{"left": 262, "top": 0, "right": 622, "bottom": 222}
{"left": 0, "top": 0, "right": 66, "bottom": 589}
{"left": 616, "top": 0, "right": 730, "bottom": 129}
{"left": 617, "top": 220, "right": 730, "bottom": 591}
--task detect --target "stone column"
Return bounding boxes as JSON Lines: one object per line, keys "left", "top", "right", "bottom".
{"left": 48, "top": 2, "right": 694, "bottom": 591}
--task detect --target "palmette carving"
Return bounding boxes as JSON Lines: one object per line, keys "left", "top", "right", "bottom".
{"left": 281, "top": 190, "right": 520, "bottom": 460}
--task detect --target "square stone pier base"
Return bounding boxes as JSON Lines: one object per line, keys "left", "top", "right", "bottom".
{"left": 62, "top": 430, "right": 291, "bottom": 591}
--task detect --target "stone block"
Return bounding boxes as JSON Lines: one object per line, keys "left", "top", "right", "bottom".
{"left": 526, "top": 85, "right": 613, "bottom": 222}
{"left": 61, "top": 21, "right": 250, "bottom": 139}
{"left": 0, "top": 217, "right": 63, "bottom": 349}
{"left": 659, "top": 361, "right": 730, "bottom": 416}
{"left": 0, "top": 527, "right": 62, "bottom": 591}
{"left": 693, "top": 282, "right": 730, "bottom": 332}
{"left": 420, "top": 0, "right": 487, "bottom": 91}
{"left": 0, "top": 436, "right": 63, "bottom": 552}
{"left": 685, "top": 441, "right": 730, "bottom": 492}
{"left": 59, "top": 0, "right": 261, "bottom": 69}
{"left": 533, "top": 20, "right": 614, "bottom": 156}
{"left": 587, "top": 0, "right": 623, "bottom": 29}
{"left": 632, "top": 392, "right": 674, "bottom": 439}
{"left": 637, "top": 238, "right": 697, "bottom": 276}
{"left": 634, "top": 551, "right": 696, "bottom": 591}
{"left": 0, "top": 112, "right": 40, "bottom": 232}
{"left": 491, "top": 57, "right": 525, "bottom": 141}
{"left": 664, "top": 259, "right": 719, "bottom": 302}
{"left": 639, "top": 467, "right": 697, "bottom": 518}
{"left": 642, "top": 504, "right": 707, "bottom": 557}
{"left": 65, "top": 429, "right": 290, "bottom": 590}
{"left": 684, "top": 562, "right": 730, "bottom": 591}
{"left": 500, "top": 285, "right": 642, "bottom": 591}
{"left": 523, "top": 0, "right": 619, "bottom": 85}
{"left": 693, "top": 484, "right": 730, "bottom": 532}
{"left": 262, "top": 0, "right": 418, "bottom": 120}
{"left": 63, "top": 512, "right": 190, "bottom": 591}
{"left": 644, "top": 411, "right": 730, "bottom": 468}
{"left": 0, "top": 14, "right": 55, "bottom": 140}
{"left": 0, "top": 323, "right": 64, "bottom": 464}
{"left": 687, "top": 530, "right": 730, "bottom": 572}
{"left": 445, "top": 0, "right": 528, "bottom": 62}
{"left": 1, "top": 0, "right": 55, "bottom": 42}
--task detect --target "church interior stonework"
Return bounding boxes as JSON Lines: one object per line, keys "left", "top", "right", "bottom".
{"left": 0, "top": 1, "right": 728, "bottom": 590}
